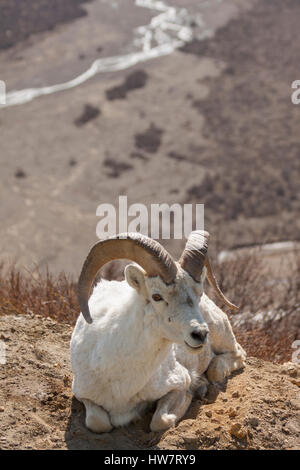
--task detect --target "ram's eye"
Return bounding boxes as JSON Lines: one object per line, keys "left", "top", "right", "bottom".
{"left": 152, "top": 293, "right": 163, "bottom": 302}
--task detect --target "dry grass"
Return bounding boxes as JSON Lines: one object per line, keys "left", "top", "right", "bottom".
{"left": 235, "top": 327, "right": 295, "bottom": 364}
{"left": 209, "top": 249, "right": 300, "bottom": 312}
{"left": 0, "top": 254, "right": 299, "bottom": 364}
{"left": 0, "top": 263, "right": 79, "bottom": 325}
{"left": 208, "top": 249, "right": 300, "bottom": 363}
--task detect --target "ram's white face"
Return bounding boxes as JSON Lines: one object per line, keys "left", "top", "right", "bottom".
{"left": 125, "top": 264, "right": 209, "bottom": 353}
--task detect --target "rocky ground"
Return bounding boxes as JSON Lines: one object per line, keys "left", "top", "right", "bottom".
{"left": 0, "top": 313, "right": 299, "bottom": 450}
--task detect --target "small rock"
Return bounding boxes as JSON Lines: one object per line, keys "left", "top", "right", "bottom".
{"left": 0, "top": 407, "right": 4, "bottom": 412}
{"left": 248, "top": 417, "right": 259, "bottom": 428}
{"left": 214, "top": 425, "right": 222, "bottom": 431}
{"left": 63, "top": 375, "right": 71, "bottom": 387}
{"left": 285, "top": 419, "right": 300, "bottom": 434}
{"left": 228, "top": 407, "right": 237, "bottom": 418}
{"left": 291, "top": 379, "right": 300, "bottom": 387}
{"left": 176, "top": 419, "right": 194, "bottom": 432}
{"left": 281, "top": 362, "right": 299, "bottom": 378}
{"left": 211, "top": 418, "right": 220, "bottom": 424}
{"left": 287, "top": 369, "right": 297, "bottom": 378}
{"left": 216, "top": 408, "right": 224, "bottom": 414}
{"left": 0, "top": 334, "right": 9, "bottom": 341}
{"left": 251, "top": 374, "right": 262, "bottom": 380}
{"left": 205, "top": 410, "right": 212, "bottom": 418}
{"left": 229, "top": 423, "right": 247, "bottom": 440}
{"left": 183, "top": 433, "right": 198, "bottom": 443}
{"left": 232, "top": 391, "right": 240, "bottom": 398}
{"left": 290, "top": 399, "right": 300, "bottom": 410}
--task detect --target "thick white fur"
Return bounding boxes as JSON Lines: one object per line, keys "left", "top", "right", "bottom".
{"left": 70, "top": 265, "right": 246, "bottom": 432}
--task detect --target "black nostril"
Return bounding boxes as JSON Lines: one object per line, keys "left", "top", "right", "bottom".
{"left": 191, "top": 330, "right": 208, "bottom": 343}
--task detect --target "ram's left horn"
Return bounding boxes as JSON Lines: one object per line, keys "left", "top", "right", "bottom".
{"left": 179, "top": 230, "right": 239, "bottom": 312}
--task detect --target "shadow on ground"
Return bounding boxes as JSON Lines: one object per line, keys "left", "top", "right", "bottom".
{"left": 64, "top": 378, "right": 228, "bottom": 450}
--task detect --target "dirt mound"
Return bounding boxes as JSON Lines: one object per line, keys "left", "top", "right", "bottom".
{"left": 0, "top": 314, "right": 299, "bottom": 450}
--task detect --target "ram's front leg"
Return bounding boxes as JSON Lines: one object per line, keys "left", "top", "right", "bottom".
{"left": 205, "top": 307, "right": 247, "bottom": 384}
{"left": 150, "top": 389, "right": 193, "bottom": 432}
{"left": 206, "top": 347, "right": 246, "bottom": 384}
{"left": 82, "top": 399, "right": 113, "bottom": 433}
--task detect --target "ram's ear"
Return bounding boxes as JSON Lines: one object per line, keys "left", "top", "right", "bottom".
{"left": 125, "top": 264, "right": 148, "bottom": 298}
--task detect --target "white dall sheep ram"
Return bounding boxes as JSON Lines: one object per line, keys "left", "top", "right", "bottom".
{"left": 71, "top": 231, "right": 246, "bottom": 433}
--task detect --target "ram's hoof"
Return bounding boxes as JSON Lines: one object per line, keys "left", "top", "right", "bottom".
{"left": 195, "top": 383, "right": 208, "bottom": 399}
{"left": 150, "top": 413, "right": 176, "bottom": 432}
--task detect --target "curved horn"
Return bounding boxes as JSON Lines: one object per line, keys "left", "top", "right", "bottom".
{"left": 179, "top": 230, "right": 210, "bottom": 281}
{"left": 78, "top": 233, "right": 177, "bottom": 323}
{"left": 179, "top": 230, "right": 239, "bottom": 312}
{"left": 204, "top": 257, "right": 239, "bottom": 312}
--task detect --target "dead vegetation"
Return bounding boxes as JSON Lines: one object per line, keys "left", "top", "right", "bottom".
{"left": 0, "top": 0, "right": 92, "bottom": 50}
{"left": 0, "top": 249, "right": 299, "bottom": 364}
{"left": 106, "top": 70, "right": 148, "bottom": 101}
{"left": 0, "top": 264, "right": 78, "bottom": 325}
{"left": 74, "top": 104, "right": 101, "bottom": 127}
{"left": 207, "top": 248, "right": 300, "bottom": 363}
{"left": 135, "top": 124, "right": 164, "bottom": 154}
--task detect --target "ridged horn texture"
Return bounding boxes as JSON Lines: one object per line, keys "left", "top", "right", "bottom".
{"left": 179, "top": 230, "right": 210, "bottom": 282}
{"left": 179, "top": 230, "right": 239, "bottom": 312}
{"left": 78, "top": 233, "right": 178, "bottom": 324}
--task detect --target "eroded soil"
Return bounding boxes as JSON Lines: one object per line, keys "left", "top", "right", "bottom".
{"left": 0, "top": 314, "right": 299, "bottom": 450}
